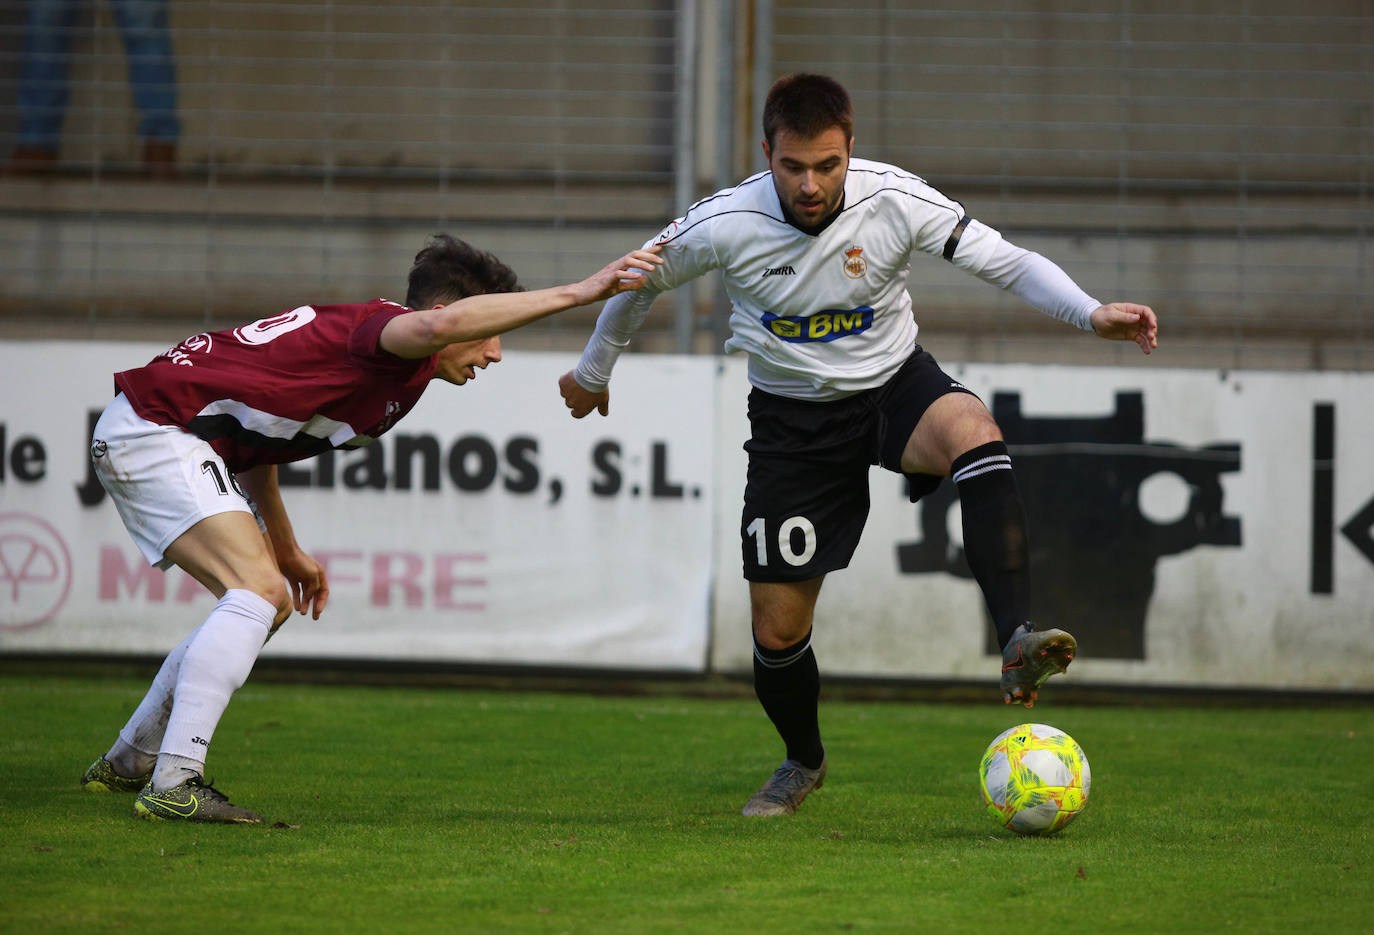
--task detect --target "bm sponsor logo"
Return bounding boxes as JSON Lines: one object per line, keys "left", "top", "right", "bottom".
{"left": 762, "top": 307, "right": 874, "bottom": 344}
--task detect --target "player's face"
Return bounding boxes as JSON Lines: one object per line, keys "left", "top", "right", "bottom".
{"left": 763, "top": 125, "right": 852, "bottom": 230}
{"left": 436, "top": 335, "right": 502, "bottom": 385}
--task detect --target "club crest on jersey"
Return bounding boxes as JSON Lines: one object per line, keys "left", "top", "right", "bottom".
{"left": 842, "top": 245, "right": 867, "bottom": 279}
{"left": 761, "top": 307, "right": 874, "bottom": 343}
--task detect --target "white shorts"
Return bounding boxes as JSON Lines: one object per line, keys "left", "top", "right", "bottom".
{"left": 92, "top": 393, "right": 265, "bottom": 569}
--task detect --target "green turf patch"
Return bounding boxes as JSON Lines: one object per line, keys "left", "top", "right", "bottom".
{"left": 1, "top": 674, "right": 1369, "bottom": 934}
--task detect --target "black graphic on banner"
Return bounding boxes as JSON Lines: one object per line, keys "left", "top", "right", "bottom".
{"left": 1311, "top": 403, "right": 1335, "bottom": 594}
{"left": 1312, "top": 400, "right": 1374, "bottom": 589}
{"left": 897, "top": 391, "right": 1242, "bottom": 660}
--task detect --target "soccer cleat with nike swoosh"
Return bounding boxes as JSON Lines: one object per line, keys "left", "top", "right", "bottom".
{"left": 1000, "top": 624, "right": 1077, "bottom": 708}
{"left": 81, "top": 756, "right": 152, "bottom": 793}
{"left": 133, "top": 776, "right": 262, "bottom": 824}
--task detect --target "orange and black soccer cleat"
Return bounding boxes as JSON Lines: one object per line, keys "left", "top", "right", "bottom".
{"left": 1000, "top": 624, "right": 1077, "bottom": 707}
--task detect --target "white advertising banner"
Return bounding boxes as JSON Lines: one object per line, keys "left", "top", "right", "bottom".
{"left": 0, "top": 342, "right": 715, "bottom": 671}
{"left": 711, "top": 358, "right": 1374, "bottom": 691}
{"left": 3, "top": 341, "right": 1372, "bottom": 691}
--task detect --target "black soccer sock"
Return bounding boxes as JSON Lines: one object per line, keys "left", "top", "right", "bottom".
{"left": 952, "top": 441, "right": 1032, "bottom": 650}
{"left": 752, "top": 630, "right": 825, "bottom": 770}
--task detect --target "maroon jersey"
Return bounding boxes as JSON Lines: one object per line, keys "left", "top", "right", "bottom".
{"left": 115, "top": 300, "right": 438, "bottom": 471}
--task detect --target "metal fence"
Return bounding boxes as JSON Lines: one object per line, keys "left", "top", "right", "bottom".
{"left": 1, "top": 0, "right": 1369, "bottom": 369}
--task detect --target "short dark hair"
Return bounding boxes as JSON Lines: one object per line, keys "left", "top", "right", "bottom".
{"left": 762, "top": 73, "right": 854, "bottom": 148}
{"left": 405, "top": 234, "right": 521, "bottom": 309}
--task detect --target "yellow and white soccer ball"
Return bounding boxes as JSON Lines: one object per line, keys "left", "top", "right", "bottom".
{"left": 979, "top": 723, "right": 1090, "bottom": 836}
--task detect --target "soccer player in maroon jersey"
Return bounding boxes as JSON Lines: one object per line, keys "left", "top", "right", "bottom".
{"left": 79, "top": 234, "right": 661, "bottom": 823}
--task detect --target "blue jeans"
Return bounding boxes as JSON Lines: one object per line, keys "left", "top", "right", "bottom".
{"left": 18, "top": 0, "right": 180, "bottom": 149}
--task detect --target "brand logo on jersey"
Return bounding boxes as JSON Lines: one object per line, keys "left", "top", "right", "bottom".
{"left": 762, "top": 266, "right": 796, "bottom": 278}
{"left": 234, "top": 307, "right": 317, "bottom": 346}
{"left": 761, "top": 307, "right": 874, "bottom": 343}
{"left": 842, "top": 246, "right": 867, "bottom": 279}
{"left": 653, "top": 220, "right": 680, "bottom": 245}
{"left": 160, "top": 332, "right": 213, "bottom": 367}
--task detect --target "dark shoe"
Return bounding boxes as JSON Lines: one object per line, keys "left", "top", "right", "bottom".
{"left": 1000, "top": 624, "right": 1076, "bottom": 707}
{"left": 133, "top": 775, "right": 262, "bottom": 824}
{"left": 81, "top": 756, "right": 152, "bottom": 793}
{"left": 741, "top": 756, "right": 827, "bottom": 816}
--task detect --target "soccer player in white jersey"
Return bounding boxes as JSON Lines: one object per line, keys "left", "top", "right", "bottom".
{"left": 559, "top": 74, "right": 1157, "bottom": 817}
{"left": 82, "top": 235, "right": 661, "bottom": 823}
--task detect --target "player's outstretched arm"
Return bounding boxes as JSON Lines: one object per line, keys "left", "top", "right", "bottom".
{"left": 1090, "top": 302, "right": 1158, "bottom": 355}
{"left": 381, "top": 248, "right": 663, "bottom": 358}
{"left": 558, "top": 370, "right": 610, "bottom": 418}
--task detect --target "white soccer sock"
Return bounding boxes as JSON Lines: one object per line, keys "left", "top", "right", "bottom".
{"left": 152, "top": 589, "right": 274, "bottom": 792}
{"left": 107, "top": 628, "right": 197, "bottom": 778}
{"left": 106, "top": 738, "right": 157, "bottom": 780}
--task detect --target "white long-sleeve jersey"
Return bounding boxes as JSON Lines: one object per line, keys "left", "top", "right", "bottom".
{"left": 574, "top": 157, "right": 1100, "bottom": 401}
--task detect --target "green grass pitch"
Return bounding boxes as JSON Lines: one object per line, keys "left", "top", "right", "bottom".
{"left": 1, "top": 673, "right": 1370, "bottom": 934}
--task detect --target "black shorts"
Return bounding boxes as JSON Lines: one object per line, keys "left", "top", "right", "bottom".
{"left": 740, "top": 344, "right": 977, "bottom": 582}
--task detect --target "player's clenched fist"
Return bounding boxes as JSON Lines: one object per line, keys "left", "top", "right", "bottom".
{"left": 1090, "top": 302, "right": 1158, "bottom": 355}
{"left": 559, "top": 370, "right": 610, "bottom": 418}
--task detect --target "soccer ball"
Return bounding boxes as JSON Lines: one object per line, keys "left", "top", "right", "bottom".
{"left": 978, "top": 723, "right": 1090, "bottom": 836}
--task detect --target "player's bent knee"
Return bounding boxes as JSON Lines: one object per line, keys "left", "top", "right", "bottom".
{"left": 905, "top": 394, "right": 1005, "bottom": 474}
{"left": 752, "top": 602, "right": 813, "bottom": 646}
{"left": 749, "top": 581, "right": 822, "bottom": 649}
{"left": 953, "top": 397, "right": 1002, "bottom": 437}
{"left": 270, "top": 596, "right": 293, "bottom": 628}
{"left": 959, "top": 421, "right": 1004, "bottom": 454}
{"left": 941, "top": 405, "right": 1003, "bottom": 458}
{"left": 753, "top": 619, "right": 812, "bottom": 650}
{"left": 243, "top": 572, "right": 291, "bottom": 623}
